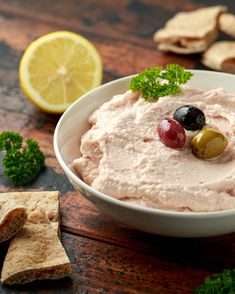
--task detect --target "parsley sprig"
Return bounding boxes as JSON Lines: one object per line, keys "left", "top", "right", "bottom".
{"left": 129, "top": 64, "right": 193, "bottom": 100}
{"left": 194, "top": 269, "right": 235, "bottom": 294}
{"left": 0, "top": 131, "right": 45, "bottom": 186}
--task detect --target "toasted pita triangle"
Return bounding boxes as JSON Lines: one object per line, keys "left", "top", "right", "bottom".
{"left": 1, "top": 191, "right": 71, "bottom": 285}
{"left": 0, "top": 200, "right": 27, "bottom": 243}
{"left": 202, "top": 41, "right": 235, "bottom": 73}
{"left": 154, "top": 6, "right": 226, "bottom": 54}
{"left": 219, "top": 13, "right": 235, "bottom": 37}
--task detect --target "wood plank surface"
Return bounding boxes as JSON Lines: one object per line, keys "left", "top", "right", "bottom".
{"left": 0, "top": 0, "right": 201, "bottom": 47}
{"left": 59, "top": 192, "right": 235, "bottom": 269}
{"left": 0, "top": 0, "right": 235, "bottom": 293}
{"left": 0, "top": 232, "right": 211, "bottom": 294}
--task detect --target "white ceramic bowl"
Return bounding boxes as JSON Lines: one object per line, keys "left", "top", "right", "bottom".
{"left": 54, "top": 70, "right": 235, "bottom": 238}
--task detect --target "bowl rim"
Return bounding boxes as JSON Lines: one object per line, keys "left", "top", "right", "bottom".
{"left": 54, "top": 69, "right": 235, "bottom": 218}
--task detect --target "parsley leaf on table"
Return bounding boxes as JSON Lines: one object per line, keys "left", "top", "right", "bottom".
{"left": 194, "top": 269, "right": 235, "bottom": 294}
{"left": 0, "top": 131, "right": 45, "bottom": 186}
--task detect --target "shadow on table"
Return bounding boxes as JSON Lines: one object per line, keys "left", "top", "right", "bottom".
{"left": 1, "top": 277, "right": 73, "bottom": 294}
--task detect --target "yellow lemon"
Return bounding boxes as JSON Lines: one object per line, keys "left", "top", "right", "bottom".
{"left": 19, "top": 31, "right": 102, "bottom": 113}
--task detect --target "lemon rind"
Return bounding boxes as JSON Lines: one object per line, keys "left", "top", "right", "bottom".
{"left": 19, "top": 31, "right": 103, "bottom": 113}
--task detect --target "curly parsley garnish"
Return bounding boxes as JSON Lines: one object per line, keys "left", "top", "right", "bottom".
{"left": 194, "top": 269, "right": 235, "bottom": 294}
{"left": 129, "top": 64, "right": 193, "bottom": 100}
{"left": 0, "top": 131, "right": 45, "bottom": 186}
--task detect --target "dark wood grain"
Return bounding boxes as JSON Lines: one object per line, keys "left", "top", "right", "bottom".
{"left": 0, "top": 232, "right": 211, "bottom": 294}
{"left": 1, "top": 0, "right": 235, "bottom": 293}
{"left": 59, "top": 192, "right": 235, "bottom": 272}
{"left": 0, "top": 0, "right": 202, "bottom": 48}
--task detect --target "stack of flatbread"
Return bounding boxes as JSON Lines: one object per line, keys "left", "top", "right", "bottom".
{"left": 153, "top": 5, "right": 235, "bottom": 73}
{"left": 0, "top": 191, "right": 71, "bottom": 285}
{"left": 202, "top": 13, "right": 235, "bottom": 73}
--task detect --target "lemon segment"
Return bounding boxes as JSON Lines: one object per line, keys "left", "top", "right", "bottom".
{"left": 19, "top": 31, "right": 102, "bottom": 113}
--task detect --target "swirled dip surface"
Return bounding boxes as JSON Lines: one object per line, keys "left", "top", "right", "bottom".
{"left": 72, "top": 87, "right": 235, "bottom": 212}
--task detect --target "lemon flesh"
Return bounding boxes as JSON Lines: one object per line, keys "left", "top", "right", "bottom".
{"left": 19, "top": 31, "right": 102, "bottom": 113}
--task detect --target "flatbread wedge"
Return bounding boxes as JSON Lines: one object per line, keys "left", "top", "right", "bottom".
{"left": 219, "top": 13, "right": 235, "bottom": 37}
{"left": 0, "top": 200, "right": 27, "bottom": 243}
{"left": 0, "top": 191, "right": 59, "bottom": 222}
{"left": 202, "top": 41, "right": 235, "bottom": 73}
{"left": 153, "top": 6, "right": 226, "bottom": 54}
{"left": 0, "top": 191, "right": 71, "bottom": 285}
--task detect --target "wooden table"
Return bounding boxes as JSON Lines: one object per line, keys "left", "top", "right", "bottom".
{"left": 0, "top": 0, "right": 235, "bottom": 293}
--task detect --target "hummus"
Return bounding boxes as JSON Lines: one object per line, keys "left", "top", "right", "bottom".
{"left": 72, "top": 87, "right": 235, "bottom": 212}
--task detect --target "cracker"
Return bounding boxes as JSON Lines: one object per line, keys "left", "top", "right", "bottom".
{"left": 154, "top": 6, "right": 226, "bottom": 54}
{"left": 0, "top": 191, "right": 71, "bottom": 285}
{"left": 0, "top": 200, "right": 27, "bottom": 243}
{"left": 202, "top": 41, "right": 235, "bottom": 73}
{"left": 219, "top": 13, "right": 235, "bottom": 37}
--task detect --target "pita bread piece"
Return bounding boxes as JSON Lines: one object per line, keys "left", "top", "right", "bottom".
{"left": 0, "top": 200, "right": 27, "bottom": 243}
{"left": 219, "top": 13, "right": 235, "bottom": 37}
{"left": 202, "top": 41, "right": 235, "bottom": 73}
{"left": 1, "top": 207, "right": 71, "bottom": 285}
{"left": 154, "top": 6, "right": 226, "bottom": 54}
{"left": 158, "top": 36, "right": 213, "bottom": 54}
{"left": 0, "top": 191, "right": 59, "bottom": 221}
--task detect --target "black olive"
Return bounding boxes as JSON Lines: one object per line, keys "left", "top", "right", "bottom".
{"left": 173, "top": 105, "right": 206, "bottom": 131}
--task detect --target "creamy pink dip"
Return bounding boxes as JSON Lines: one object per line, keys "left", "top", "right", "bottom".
{"left": 72, "top": 87, "right": 235, "bottom": 212}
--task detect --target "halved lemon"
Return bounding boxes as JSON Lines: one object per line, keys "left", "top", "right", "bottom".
{"left": 19, "top": 31, "right": 102, "bottom": 113}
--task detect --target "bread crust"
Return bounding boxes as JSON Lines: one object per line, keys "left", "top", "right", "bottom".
{"left": 153, "top": 6, "right": 226, "bottom": 54}
{"left": 0, "top": 191, "right": 71, "bottom": 285}
{"left": 0, "top": 200, "right": 27, "bottom": 243}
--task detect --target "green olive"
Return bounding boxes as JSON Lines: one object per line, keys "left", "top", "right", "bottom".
{"left": 191, "top": 129, "right": 228, "bottom": 159}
